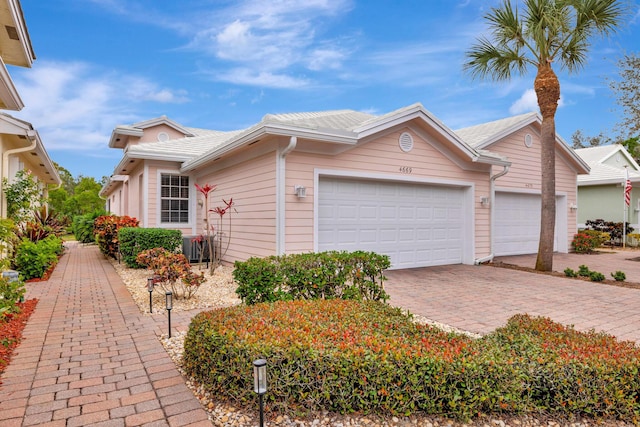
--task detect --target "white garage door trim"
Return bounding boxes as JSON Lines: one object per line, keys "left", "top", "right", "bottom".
{"left": 494, "top": 190, "right": 567, "bottom": 256}
{"left": 314, "top": 170, "right": 475, "bottom": 269}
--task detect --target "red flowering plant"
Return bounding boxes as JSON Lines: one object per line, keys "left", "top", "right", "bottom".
{"left": 194, "top": 183, "right": 217, "bottom": 267}
{"left": 194, "top": 183, "right": 235, "bottom": 273}
{"left": 209, "top": 198, "right": 235, "bottom": 272}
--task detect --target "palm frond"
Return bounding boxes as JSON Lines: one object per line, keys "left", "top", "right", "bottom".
{"left": 464, "top": 37, "right": 529, "bottom": 81}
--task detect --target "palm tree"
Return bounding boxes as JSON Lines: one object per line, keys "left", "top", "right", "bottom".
{"left": 464, "top": 0, "right": 626, "bottom": 271}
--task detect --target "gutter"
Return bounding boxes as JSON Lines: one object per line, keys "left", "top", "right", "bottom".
{"left": 276, "top": 136, "right": 297, "bottom": 254}
{"left": 474, "top": 165, "right": 510, "bottom": 265}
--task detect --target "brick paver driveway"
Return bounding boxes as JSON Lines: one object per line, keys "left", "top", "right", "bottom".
{"left": 385, "top": 250, "right": 640, "bottom": 344}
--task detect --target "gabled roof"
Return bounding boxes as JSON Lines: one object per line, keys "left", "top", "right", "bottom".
{"left": 108, "top": 115, "right": 196, "bottom": 148}
{"left": 575, "top": 144, "right": 640, "bottom": 185}
{"left": 454, "top": 112, "right": 590, "bottom": 174}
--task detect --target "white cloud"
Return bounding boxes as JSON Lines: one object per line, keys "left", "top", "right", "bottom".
{"left": 215, "top": 68, "right": 310, "bottom": 89}
{"left": 12, "top": 61, "right": 189, "bottom": 151}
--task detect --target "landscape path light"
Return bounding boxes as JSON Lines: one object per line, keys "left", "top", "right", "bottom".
{"left": 147, "top": 278, "right": 154, "bottom": 313}
{"left": 253, "top": 358, "right": 267, "bottom": 427}
{"left": 165, "top": 291, "right": 173, "bottom": 338}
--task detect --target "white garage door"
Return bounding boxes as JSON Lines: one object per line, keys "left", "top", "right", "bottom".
{"left": 318, "top": 177, "right": 466, "bottom": 269}
{"left": 494, "top": 192, "right": 561, "bottom": 256}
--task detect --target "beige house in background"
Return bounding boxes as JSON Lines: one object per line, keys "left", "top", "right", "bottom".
{"left": 0, "top": 0, "right": 61, "bottom": 217}
{"left": 101, "top": 103, "right": 589, "bottom": 269}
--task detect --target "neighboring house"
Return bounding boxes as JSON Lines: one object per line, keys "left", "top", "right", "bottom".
{"left": 101, "top": 103, "right": 589, "bottom": 269}
{"left": 574, "top": 144, "right": 640, "bottom": 229}
{"left": 0, "top": 0, "right": 61, "bottom": 217}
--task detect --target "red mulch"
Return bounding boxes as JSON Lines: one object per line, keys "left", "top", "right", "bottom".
{"left": 0, "top": 299, "right": 38, "bottom": 384}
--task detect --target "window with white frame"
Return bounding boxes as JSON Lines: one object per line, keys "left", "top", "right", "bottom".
{"left": 160, "top": 174, "right": 189, "bottom": 223}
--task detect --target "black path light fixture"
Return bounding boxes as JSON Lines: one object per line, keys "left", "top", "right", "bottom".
{"left": 253, "top": 358, "right": 267, "bottom": 427}
{"left": 165, "top": 291, "right": 173, "bottom": 338}
{"left": 147, "top": 277, "right": 154, "bottom": 313}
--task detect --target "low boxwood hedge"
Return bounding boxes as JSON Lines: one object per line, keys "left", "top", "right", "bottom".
{"left": 183, "top": 300, "right": 640, "bottom": 422}
{"left": 233, "top": 251, "right": 390, "bottom": 304}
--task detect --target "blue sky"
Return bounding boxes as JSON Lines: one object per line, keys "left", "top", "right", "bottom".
{"left": 10, "top": 0, "right": 640, "bottom": 180}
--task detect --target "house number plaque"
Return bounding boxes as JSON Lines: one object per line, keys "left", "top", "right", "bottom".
{"left": 399, "top": 166, "right": 413, "bottom": 174}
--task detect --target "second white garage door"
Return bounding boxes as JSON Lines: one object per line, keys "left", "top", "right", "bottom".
{"left": 494, "top": 192, "right": 562, "bottom": 256}
{"left": 318, "top": 177, "right": 467, "bottom": 269}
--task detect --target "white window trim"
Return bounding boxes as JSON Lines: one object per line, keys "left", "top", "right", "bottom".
{"left": 156, "top": 169, "right": 194, "bottom": 228}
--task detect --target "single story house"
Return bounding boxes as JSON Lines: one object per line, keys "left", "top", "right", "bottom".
{"left": 0, "top": 0, "right": 61, "bottom": 217}
{"left": 574, "top": 144, "right": 640, "bottom": 229}
{"left": 100, "top": 103, "right": 589, "bottom": 269}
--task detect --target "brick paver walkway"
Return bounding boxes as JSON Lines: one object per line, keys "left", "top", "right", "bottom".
{"left": 0, "top": 242, "right": 211, "bottom": 427}
{"left": 386, "top": 250, "right": 640, "bottom": 343}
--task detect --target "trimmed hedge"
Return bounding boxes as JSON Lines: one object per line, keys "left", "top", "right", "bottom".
{"left": 183, "top": 301, "right": 640, "bottom": 422}
{"left": 233, "top": 251, "right": 390, "bottom": 304}
{"left": 119, "top": 227, "right": 182, "bottom": 268}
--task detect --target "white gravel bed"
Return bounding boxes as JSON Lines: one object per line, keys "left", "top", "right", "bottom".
{"left": 109, "top": 259, "right": 241, "bottom": 314}
{"left": 111, "top": 259, "right": 631, "bottom": 427}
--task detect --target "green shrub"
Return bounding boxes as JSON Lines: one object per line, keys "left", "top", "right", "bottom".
{"left": 0, "top": 275, "right": 25, "bottom": 318}
{"left": 72, "top": 210, "right": 105, "bottom": 243}
{"left": 183, "top": 302, "right": 640, "bottom": 422}
{"left": 14, "top": 235, "right": 63, "bottom": 280}
{"left": 611, "top": 271, "right": 626, "bottom": 282}
{"left": 577, "top": 265, "right": 591, "bottom": 277}
{"left": 119, "top": 228, "right": 182, "bottom": 268}
{"left": 589, "top": 271, "right": 605, "bottom": 282}
{"left": 233, "top": 251, "right": 390, "bottom": 305}
{"left": 563, "top": 267, "right": 577, "bottom": 277}
{"left": 93, "top": 215, "right": 139, "bottom": 259}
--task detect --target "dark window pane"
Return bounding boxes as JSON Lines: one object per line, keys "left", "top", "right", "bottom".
{"left": 181, "top": 188, "right": 189, "bottom": 198}
{"left": 161, "top": 212, "right": 169, "bottom": 222}
{"left": 161, "top": 200, "right": 169, "bottom": 210}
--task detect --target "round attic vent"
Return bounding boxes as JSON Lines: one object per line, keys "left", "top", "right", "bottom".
{"left": 399, "top": 132, "right": 414, "bottom": 152}
{"left": 524, "top": 133, "right": 533, "bottom": 148}
{"left": 157, "top": 132, "right": 170, "bottom": 142}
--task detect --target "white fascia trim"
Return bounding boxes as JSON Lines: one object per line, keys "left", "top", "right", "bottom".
{"left": 312, "top": 168, "right": 477, "bottom": 264}
{"left": 108, "top": 127, "right": 144, "bottom": 147}
{"left": 357, "top": 107, "right": 480, "bottom": 162}
{"left": 0, "top": 58, "right": 23, "bottom": 110}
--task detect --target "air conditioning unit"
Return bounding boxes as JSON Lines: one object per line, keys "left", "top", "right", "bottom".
{"left": 182, "top": 236, "right": 211, "bottom": 263}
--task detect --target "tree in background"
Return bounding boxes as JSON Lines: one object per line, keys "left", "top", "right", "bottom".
{"left": 610, "top": 53, "right": 640, "bottom": 139}
{"left": 464, "top": 0, "right": 626, "bottom": 271}
{"left": 48, "top": 163, "right": 105, "bottom": 222}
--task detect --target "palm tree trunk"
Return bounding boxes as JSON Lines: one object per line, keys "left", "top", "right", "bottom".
{"left": 534, "top": 63, "right": 560, "bottom": 272}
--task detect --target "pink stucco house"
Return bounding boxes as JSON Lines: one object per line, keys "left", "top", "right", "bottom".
{"left": 100, "top": 103, "right": 589, "bottom": 269}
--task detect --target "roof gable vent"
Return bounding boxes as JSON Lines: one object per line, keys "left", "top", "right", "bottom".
{"left": 399, "top": 132, "right": 414, "bottom": 152}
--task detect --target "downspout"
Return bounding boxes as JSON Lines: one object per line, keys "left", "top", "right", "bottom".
{"left": 276, "top": 136, "right": 297, "bottom": 254}
{"left": 1, "top": 130, "right": 37, "bottom": 217}
{"left": 474, "top": 165, "right": 510, "bottom": 265}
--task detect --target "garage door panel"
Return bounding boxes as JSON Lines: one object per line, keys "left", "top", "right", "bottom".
{"left": 318, "top": 177, "right": 466, "bottom": 268}
{"left": 495, "top": 192, "right": 561, "bottom": 256}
